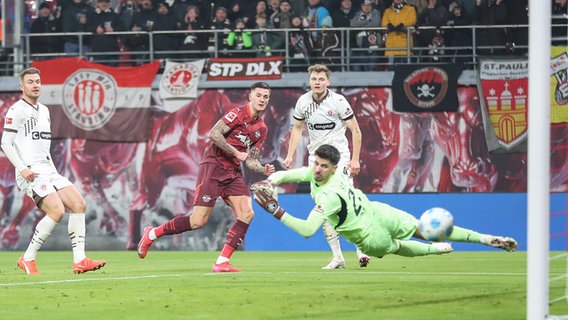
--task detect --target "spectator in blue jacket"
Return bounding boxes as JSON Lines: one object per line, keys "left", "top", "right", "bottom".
{"left": 303, "top": 0, "right": 331, "bottom": 43}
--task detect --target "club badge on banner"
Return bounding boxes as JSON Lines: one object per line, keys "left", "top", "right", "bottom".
{"left": 159, "top": 59, "right": 205, "bottom": 100}
{"left": 32, "top": 58, "right": 160, "bottom": 141}
{"left": 550, "top": 46, "right": 568, "bottom": 123}
{"left": 391, "top": 64, "right": 462, "bottom": 113}
{"left": 478, "top": 58, "right": 528, "bottom": 151}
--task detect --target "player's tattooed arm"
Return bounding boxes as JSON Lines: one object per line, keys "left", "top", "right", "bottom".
{"left": 245, "top": 146, "right": 264, "bottom": 174}
{"left": 246, "top": 146, "right": 276, "bottom": 175}
{"left": 209, "top": 120, "right": 240, "bottom": 156}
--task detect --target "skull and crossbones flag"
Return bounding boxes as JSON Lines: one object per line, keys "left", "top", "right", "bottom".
{"left": 391, "top": 64, "right": 463, "bottom": 112}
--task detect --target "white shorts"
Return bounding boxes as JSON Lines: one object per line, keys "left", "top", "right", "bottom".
{"left": 16, "top": 163, "right": 73, "bottom": 200}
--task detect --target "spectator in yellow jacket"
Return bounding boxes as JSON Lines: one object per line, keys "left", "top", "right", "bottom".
{"left": 381, "top": 0, "right": 417, "bottom": 68}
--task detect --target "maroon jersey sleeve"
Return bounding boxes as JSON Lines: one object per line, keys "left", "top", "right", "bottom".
{"left": 202, "top": 106, "right": 268, "bottom": 170}
{"left": 220, "top": 108, "right": 240, "bottom": 128}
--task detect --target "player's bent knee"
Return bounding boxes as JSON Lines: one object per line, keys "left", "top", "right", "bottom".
{"left": 237, "top": 209, "right": 254, "bottom": 223}
{"left": 190, "top": 215, "right": 208, "bottom": 229}
{"left": 72, "top": 198, "right": 87, "bottom": 213}
{"left": 48, "top": 210, "right": 66, "bottom": 223}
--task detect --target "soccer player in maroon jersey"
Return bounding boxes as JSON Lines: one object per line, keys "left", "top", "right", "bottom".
{"left": 136, "top": 82, "right": 275, "bottom": 272}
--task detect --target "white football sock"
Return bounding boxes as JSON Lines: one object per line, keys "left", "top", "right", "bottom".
{"left": 24, "top": 216, "right": 58, "bottom": 261}
{"left": 68, "top": 213, "right": 87, "bottom": 263}
{"left": 356, "top": 248, "right": 369, "bottom": 259}
{"left": 149, "top": 228, "right": 157, "bottom": 240}
{"left": 216, "top": 256, "right": 229, "bottom": 264}
{"left": 322, "top": 221, "right": 344, "bottom": 261}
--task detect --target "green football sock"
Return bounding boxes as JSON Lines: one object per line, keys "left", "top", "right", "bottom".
{"left": 447, "top": 226, "right": 482, "bottom": 243}
{"left": 396, "top": 240, "right": 437, "bottom": 257}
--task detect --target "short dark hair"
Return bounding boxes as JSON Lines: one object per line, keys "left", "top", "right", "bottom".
{"left": 20, "top": 67, "right": 40, "bottom": 83}
{"left": 315, "top": 144, "right": 340, "bottom": 165}
{"left": 250, "top": 81, "right": 271, "bottom": 92}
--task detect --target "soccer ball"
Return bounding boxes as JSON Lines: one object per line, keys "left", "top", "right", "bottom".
{"left": 419, "top": 207, "right": 454, "bottom": 242}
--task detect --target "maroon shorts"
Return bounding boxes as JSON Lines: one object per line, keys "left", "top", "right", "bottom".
{"left": 193, "top": 162, "right": 250, "bottom": 207}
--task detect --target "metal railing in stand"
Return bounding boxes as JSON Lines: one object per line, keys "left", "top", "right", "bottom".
{"left": 10, "top": 22, "right": 565, "bottom": 75}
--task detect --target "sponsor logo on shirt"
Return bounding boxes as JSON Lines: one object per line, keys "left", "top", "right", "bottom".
{"left": 31, "top": 131, "right": 51, "bottom": 140}
{"left": 314, "top": 205, "right": 324, "bottom": 214}
{"left": 308, "top": 122, "right": 336, "bottom": 130}
{"left": 235, "top": 132, "right": 251, "bottom": 147}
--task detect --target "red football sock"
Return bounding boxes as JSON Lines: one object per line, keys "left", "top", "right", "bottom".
{"left": 220, "top": 219, "right": 249, "bottom": 259}
{"left": 154, "top": 215, "right": 191, "bottom": 238}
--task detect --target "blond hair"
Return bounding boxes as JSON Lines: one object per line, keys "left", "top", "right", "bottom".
{"left": 307, "top": 64, "right": 331, "bottom": 78}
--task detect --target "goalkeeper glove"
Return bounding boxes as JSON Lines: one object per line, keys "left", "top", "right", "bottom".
{"left": 252, "top": 182, "right": 285, "bottom": 220}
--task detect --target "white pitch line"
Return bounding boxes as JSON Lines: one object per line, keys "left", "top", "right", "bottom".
{"left": 0, "top": 271, "right": 526, "bottom": 287}
{"left": 0, "top": 274, "right": 192, "bottom": 287}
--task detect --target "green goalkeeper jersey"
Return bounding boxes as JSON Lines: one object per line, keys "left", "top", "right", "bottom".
{"left": 269, "top": 167, "right": 418, "bottom": 257}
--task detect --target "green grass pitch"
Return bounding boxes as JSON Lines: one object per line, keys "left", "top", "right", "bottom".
{"left": 0, "top": 251, "right": 567, "bottom": 319}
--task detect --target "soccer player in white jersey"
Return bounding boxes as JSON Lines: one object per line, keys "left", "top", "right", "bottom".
{"left": 1, "top": 67, "right": 106, "bottom": 275}
{"left": 282, "top": 64, "right": 371, "bottom": 269}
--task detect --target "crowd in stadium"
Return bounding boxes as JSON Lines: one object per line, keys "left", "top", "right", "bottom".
{"left": 24, "top": 0, "right": 567, "bottom": 68}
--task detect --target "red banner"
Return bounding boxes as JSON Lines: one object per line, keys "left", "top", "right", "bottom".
{"left": 32, "top": 58, "right": 160, "bottom": 141}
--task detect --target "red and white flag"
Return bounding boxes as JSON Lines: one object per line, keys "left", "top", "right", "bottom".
{"left": 159, "top": 59, "right": 204, "bottom": 100}
{"left": 32, "top": 58, "right": 160, "bottom": 141}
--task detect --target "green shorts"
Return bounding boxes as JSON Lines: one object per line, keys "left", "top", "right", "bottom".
{"left": 357, "top": 202, "right": 418, "bottom": 257}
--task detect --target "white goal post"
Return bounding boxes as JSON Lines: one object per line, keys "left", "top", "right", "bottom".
{"left": 527, "top": 0, "right": 551, "bottom": 319}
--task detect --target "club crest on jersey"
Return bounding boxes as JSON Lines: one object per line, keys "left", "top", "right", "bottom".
{"left": 202, "top": 195, "right": 212, "bottom": 203}
{"left": 62, "top": 70, "right": 118, "bottom": 131}
{"left": 161, "top": 62, "right": 200, "bottom": 96}
{"left": 403, "top": 67, "right": 448, "bottom": 109}
{"left": 6, "top": 117, "right": 12, "bottom": 125}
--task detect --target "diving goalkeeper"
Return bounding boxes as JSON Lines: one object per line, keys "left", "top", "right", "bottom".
{"left": 252, "top": 144, "right": 518, "bottom": 258}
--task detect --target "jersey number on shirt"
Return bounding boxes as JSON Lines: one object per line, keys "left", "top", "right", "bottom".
{"left": 348, "top": 189, "right": 362, "bottom": 216}
{"left": 336, "top": 190, "right": 362, "bottom": 228}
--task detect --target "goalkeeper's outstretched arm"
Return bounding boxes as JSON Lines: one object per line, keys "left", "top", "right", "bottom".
{"left": 280, "top": 209, "right": 326, "bottom": 238}
{"left": 252, "top": 181, "right": 325, "bottom": 237}
{"left": 267, "top": 167, "right": 312, "bottom": 185}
